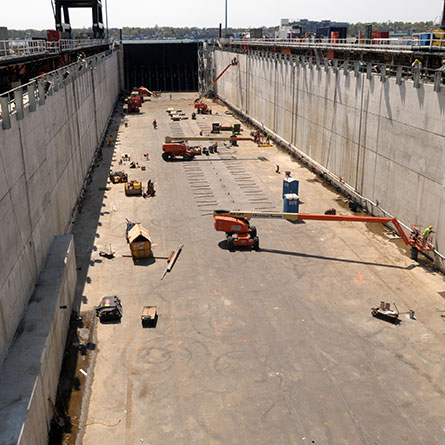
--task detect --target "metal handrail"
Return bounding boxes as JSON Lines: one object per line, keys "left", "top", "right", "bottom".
{"left": 0, "top": 49, "right": 114, "bottom": 122}
{"left": 229, "top": 36, "right": 445, "bottom": 52}
{"left": 216, "top": 44, "right": 445, "bottom": 87}
{"left": 0, "top": 39, "right": 110, "bottom": 60}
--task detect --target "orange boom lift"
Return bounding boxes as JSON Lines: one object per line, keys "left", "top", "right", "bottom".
{"left": 213, "top": 210, "right": 433, "bottom": 259}
{"left": 194, "top": 57, "right": 238, "bottom": 114}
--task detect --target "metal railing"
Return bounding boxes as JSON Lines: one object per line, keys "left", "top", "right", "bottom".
{"left": 0, "top": 48, "right": 115, "bottom": 127}
{"left": 0, "top": 39, "right": 110, "bottom": 61}
{"left": 216, "top": 45, "right": 445, "bottom": 89}
{"left": 228, "top": 36, "right": 445, "bottom": 53}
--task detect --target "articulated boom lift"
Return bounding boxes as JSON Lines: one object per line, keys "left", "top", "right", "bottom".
{"left": 194, "top": 57, "right": 238, "bottom": 113}
{"left": 213, "top": 210, "right": 433, "bottom": 257}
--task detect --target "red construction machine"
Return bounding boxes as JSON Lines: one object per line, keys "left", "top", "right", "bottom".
{"left": 194, "top": 102, "right": 211, "bottom": 114}
{"left": 162, "top": 135, "right": 255, "bottom": 161}
{"left": 127, "top": 94, "right": 141, "bottom": 113}
{"left": 213, "top": 210, "right": 434, "bottom": 258}
{"left": 162, "top": 142, "right": 201, "bottom": 161}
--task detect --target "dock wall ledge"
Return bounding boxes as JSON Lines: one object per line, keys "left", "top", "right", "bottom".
{"left": 0, "top": 235, "right": 76, "bottom": 445}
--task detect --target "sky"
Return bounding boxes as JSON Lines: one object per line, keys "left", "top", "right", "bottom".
{"left": 2, "top": 0, "right": 444, "bottom": 30}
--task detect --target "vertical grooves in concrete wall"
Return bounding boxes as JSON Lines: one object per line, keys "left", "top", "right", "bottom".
{"left": 17, "top": 124, "right": 39, "bottom": 279}
{"left": 371, "top": 84, "right": 383, "bottom": 202}
{"left": 360, "top": 85, "right": 369, "bottom": 194}
{"left": 214, "top": 49, "right": 445, "bottom": 268}
{"left": 71, "top": 77, "right": 85, "bottom": 173}
{"left": 355, "top": 77, "right": 365, "bottom": 192}
{"left": 91, "top": 69, "right": 99, "bottom": 145}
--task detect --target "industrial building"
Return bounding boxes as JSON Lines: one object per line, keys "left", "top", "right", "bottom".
{"left": 1, "top": 2, "right": 445, "bottom": 444}
{"left": 276, "top": 18, "right": 349, "bottom": 40}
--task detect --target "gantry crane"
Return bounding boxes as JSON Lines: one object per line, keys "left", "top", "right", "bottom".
{"left": 213, "top": 210, "right": 433, "bottom": 258}
{"left": 53, "top": 0, "right": 105, "bottom": 38}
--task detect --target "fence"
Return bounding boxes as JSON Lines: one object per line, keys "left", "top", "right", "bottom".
{"left": 229, "top": 36, "right": 445, "bottom": 53}
{"left": 0, "top": 39, "right": 110, "bottom": 61}
{"left": 0, "top": 48, "right": 115, "bottom": 129}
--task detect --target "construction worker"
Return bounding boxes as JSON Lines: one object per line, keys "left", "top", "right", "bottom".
{"left": 152, "top": 119, "right": 157, "bottom": 129}
{"left": 438, "top": 59, "right": 445, "bottom": 72}
{"left": 147, "top": 180, "right": 155, "bottom": 197}
{"left": 412, "top": 59, "right": 422, "bottom": 68}
{"left": 423, "top": 225, "right": 433, "bottom": 243}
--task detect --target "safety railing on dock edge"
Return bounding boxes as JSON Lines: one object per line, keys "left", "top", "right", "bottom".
{"left": 0, "top": 39, "right": 111, "bottom": 61}
{"left": 217, "top": 46, "right": 445, "bottom": 89}
{"left": 227, "top": 36, "right": 445, "bottom": 53}
{"left": 0, "top": 49, "right": 115, "bottom": 129}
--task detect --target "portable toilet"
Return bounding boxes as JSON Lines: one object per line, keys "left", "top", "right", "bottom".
{"left": 283, "top": 177, "right": 299, "bottom": 197}
{"left": 420, "top": 32, "right": 432, "bottom": 47}
{"left": 283, "top": 193, "right": 299, "bottom": 213}
{"left": 128, "top": 223, "right": 153, "bottom": 259}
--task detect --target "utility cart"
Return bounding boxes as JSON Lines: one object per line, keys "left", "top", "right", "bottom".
{"left": 125, "top": 180, "right": 142, "bottom": 196}
{"left": 141, "top": 306, "right": 158, "bottom": 328}
{"left": 109, "top": 171, "right": 128, "bottom": 184}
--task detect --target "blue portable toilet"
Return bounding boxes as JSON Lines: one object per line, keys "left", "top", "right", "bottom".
{"left": 420, "top": 33, "right": 432, "bottom": 47}
{"left": 283, "top": 193, "right": 299, "bottom": 213}
{"left": 283, "top": 177, "right": 299, "bottom": 197}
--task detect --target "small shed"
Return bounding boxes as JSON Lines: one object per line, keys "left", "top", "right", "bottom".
{"left": 127, "top": 223, "right": 152, "bottom": 259}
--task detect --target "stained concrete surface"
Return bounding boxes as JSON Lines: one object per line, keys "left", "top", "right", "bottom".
{"left": 72, "top": 93, "right": 445, "bottom": 445}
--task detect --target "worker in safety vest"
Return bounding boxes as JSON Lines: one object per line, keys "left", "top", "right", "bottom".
{"left": 423, "top": 226, "right": 433, "bottom": 243}
{"left": 412, "top": 59, "right": 422, "bottom": 68}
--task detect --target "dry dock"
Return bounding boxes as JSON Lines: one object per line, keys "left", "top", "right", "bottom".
{"left": 72, "top": 93, "right": 445, "bottom": 444}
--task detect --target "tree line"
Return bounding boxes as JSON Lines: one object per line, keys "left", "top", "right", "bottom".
{"left": 6, "top": 22, "right": 436, "bottom": 40}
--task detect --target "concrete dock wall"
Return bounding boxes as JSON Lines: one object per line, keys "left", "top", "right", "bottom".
{"left": 0, "top": 49, "right": 120, "bottom": 361}
{"left": 214, "top": 49, "right": 445, "bottom": 265}
{"left": 0, "top": 235, "right": 76, "bottom": 445}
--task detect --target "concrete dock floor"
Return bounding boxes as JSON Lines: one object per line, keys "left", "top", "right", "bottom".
{"left": 71, "top": 93, "right": 445, "bottom": 445}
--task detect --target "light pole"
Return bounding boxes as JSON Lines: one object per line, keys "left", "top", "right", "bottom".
{"left": 104, "top": 0, "right": 109, "bottom": 39}
{"left": 225, "top": 0, "right": 228, "bottom": 37}
{"left": 441, "top": 0, "right": 445, "bottom": 30}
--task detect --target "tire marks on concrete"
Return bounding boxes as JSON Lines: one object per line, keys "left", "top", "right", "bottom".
{"left": 223, "top": 160, "right": 277, "bottom": 211}
{"left": 183, "top": 163, "right": 219, "bottom": 216}
{"left": 169, "top": 121, "right": 185, "bottom": 139}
